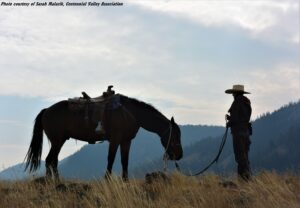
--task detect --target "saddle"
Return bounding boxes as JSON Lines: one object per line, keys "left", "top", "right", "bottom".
{"left": 69, "top": 85, "right": 116, "bottom": 105}
{"left": 68, "top": 86, "right": 121, "bottom": 143}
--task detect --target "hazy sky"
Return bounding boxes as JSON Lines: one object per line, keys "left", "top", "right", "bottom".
{"left": 0, "top": 0, "right": 299, "bottom": 169}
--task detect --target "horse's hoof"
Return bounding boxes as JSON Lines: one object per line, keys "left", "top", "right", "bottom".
{"left": 104, "top": 172, "right": 112, "bottom": 181}
{"left": 122, "top": 172, "right": 129, "bottom": 182}
{"left": 33, "top": 176, "right": 49, "bottom": 185}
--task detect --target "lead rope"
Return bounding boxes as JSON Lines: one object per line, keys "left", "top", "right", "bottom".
{"left": 174, "top": 118, "right": 229, "bottom": 176}
{"left": 163, "top": 123, "right": 173, "bottom": 172}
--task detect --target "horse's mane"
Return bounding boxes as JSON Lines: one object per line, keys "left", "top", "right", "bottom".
{"left": 119, "top": 94, "right": 164, "bottom": 116}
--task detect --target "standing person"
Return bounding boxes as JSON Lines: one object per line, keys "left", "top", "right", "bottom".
{"left": 225, "top": 84, "right": 252, "bottom": 181}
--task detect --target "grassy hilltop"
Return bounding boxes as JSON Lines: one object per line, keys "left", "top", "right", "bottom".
{"left": 0, "top": 172, "right": 299, "bottom": 208}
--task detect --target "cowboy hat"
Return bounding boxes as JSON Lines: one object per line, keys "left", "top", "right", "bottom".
{"left": 225, "top": 85, "right": 250, "bottom": 94}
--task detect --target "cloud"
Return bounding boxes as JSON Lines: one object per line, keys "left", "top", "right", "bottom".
{"left": 0, "top": 2, "right": 298, "bottom": 125}
{"left": 0, "top": 145, "right": 28, "bottom": 170}
{"left": 0, "top": 8, "right": 145, "bottom": 96}
{"left": 0, "top": 119, "right": 27, "bottom": 127}
{"left": 131, "top": 0, "right": 299, "bottom": 43}
{"left": 242, "top": 63, "right": 300, "bottom": 117}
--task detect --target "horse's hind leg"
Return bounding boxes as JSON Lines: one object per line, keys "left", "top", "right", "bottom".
{"left": 46, "top": 138, "right": 66, "bottom": 180}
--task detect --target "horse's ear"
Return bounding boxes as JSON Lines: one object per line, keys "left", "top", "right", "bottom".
{"left": 171, "top": 117, "right": 175, "bottom": 124}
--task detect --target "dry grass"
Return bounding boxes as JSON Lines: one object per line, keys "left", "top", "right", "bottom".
{"left": 0, "top": 171, "right": 299, "bottom": 208}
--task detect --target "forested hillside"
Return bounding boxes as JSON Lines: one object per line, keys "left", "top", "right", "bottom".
{"left": 134, "top": 101, "right": 300, "bottom": 176}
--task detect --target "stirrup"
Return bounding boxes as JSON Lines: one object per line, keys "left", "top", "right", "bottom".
{"left": 95, "top": 121, "right": 105, "bottom": 134}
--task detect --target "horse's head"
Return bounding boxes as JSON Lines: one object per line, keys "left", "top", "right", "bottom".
{"left": 161, "top": 117, "right": 183, "bottom": 160}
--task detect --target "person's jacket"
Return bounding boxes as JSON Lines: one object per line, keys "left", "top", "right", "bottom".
{"left": 227, "top": 94, "right": 252, "bottom": 135}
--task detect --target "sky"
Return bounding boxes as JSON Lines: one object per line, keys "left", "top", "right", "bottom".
{"left": 0, "top": 0, "right": 299, "bottom": 170}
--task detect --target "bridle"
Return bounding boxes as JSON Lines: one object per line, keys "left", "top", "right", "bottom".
{"left": 162, "top": 123, "right": 173, "bottom": 157}
{"left": 161, "top": 122, "right": 174, "bottom": 171}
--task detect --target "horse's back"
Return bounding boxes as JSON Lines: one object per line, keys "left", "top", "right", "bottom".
{"left": 43, "top": 100, "right": 69, "bottom": 120}
{"left": 41, "top": 101, "right": 70, "bottom": 137}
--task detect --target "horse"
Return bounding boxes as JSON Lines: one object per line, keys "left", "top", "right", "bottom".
{"left": 24, "top": 94, "right": 183, "bottom": 180}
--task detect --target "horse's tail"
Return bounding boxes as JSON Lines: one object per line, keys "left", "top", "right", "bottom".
{"left": 24, "top": 109, "right": 46, "bottom": 172}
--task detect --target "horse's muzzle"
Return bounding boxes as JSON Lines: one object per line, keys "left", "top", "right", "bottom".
{"left": 175, "top": 152, "right": 183, "bottom": 160}
{"left": 168, "top": 151, "right": 183, "bottom": 161}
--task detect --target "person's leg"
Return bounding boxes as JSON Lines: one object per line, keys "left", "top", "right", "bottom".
{"left": 240, "top": 136, "right": 251, "bottom": 180}
{"left": 232, "top": 134, "right": 251, "bottom": 181}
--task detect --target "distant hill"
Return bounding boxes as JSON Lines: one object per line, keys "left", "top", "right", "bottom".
{"left": 134, "top": 101, "right": 300, "bottom": 176}
{"left": 0, "top": 162, "right": 45, "bottom": 180}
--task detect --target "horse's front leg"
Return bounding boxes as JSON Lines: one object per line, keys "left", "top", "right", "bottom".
{"left": 120, "top": 140, "right": 131, "bottom": 181}
{"left": 105, "top": 142, "right": 119, "bottom": 179}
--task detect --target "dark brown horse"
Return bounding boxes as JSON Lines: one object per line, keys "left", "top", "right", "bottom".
{"left": 24, "top": 94, "right": 183, "bottom": 180}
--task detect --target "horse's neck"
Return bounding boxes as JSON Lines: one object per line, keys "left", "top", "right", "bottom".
{"left": 140, "top": 112, "right": 169, "bottom": 136}
{"left": 125, "top": 101, "right": 169, "bottom": 136}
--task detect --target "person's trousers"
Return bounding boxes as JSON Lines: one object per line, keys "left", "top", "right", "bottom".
{"left": 232, "top": 134, "right": 251, "bottom": 181}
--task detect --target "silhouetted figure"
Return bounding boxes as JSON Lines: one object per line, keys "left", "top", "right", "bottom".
{"left": 225, "top": 85, "right": 252, "bottom": 181}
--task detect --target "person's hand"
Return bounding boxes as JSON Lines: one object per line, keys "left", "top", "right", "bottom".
{"left": 225, "top": 114, "right": 231, "bottom": 128}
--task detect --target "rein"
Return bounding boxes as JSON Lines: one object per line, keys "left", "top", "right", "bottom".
{"left": 162, "top": 123, "right": 173, "bottom": 172}
{"left": 174, "top": 126, "right": 229, "bottom": 176}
